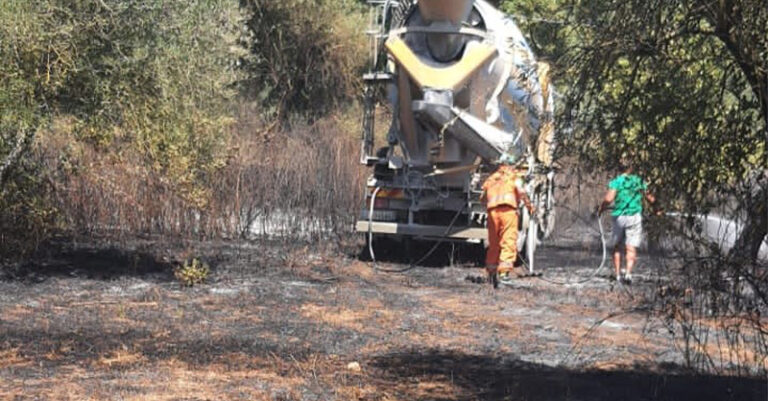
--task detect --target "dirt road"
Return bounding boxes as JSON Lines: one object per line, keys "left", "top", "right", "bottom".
{"left": 0, "top": 238, "right": 765, "bottom": 400}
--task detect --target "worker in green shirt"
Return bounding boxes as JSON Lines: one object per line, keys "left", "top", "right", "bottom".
{"left": 597, "top": 159, "right": 657, "bottom": 284}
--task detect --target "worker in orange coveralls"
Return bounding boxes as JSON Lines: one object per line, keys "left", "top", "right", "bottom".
{"left": 481, "top": 153, "right": 535, "bottom": 288}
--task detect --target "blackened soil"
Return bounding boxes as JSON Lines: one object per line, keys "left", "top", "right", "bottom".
{"left": 0, "top": 236, "right": 764, "bottom": 400}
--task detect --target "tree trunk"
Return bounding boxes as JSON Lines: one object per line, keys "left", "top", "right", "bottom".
{"left": 0, "top": 130, "right": 31, "bottom": 186}
{"left": 708, "top": 1, "right": 768, "bottom": 263}
{"left": 732, "top": 171, "right": 768, "bottom": 262}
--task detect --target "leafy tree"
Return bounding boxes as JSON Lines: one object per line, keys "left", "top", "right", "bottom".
{"left": 498, "top": 0, "right": 571, "bottom": 64}
{"left": 558, "top": 0, "right": 767, "bottom": 261}
{"left": 1, "top": 0, "right": 79, "bottom": 257}
{"left": 46, "top": 0, "right": 243, "bottom": 199}
{"left": 0, "top": 0, "right": 245, "bottom": 256}
{"left": 239, "top": 0, "right": 367, "bottom": 121}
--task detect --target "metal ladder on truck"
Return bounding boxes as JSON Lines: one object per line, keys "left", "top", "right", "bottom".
{"left": 360, "top": 0, "right": 410, "bottom": 165}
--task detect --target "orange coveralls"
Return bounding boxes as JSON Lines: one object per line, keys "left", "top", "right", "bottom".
{"left": 482, "top": 166, "right": 523, "bottom": 274}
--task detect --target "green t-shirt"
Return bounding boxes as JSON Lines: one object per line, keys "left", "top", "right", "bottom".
{"left": 608, "top": 174, "right": 647, "bottom": 216}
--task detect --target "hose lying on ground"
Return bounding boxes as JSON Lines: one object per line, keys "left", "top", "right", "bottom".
{"left": 520, "top": 208, "right": 609, "bottom": 286}
{"left": 519, "top": 206, "right": 637, "bottom": 294}
{"left": 368, "top": 194, "right": 613, "bottom": 286}
{"left": 367, "top": 186, "right": 466, "bottom": 274}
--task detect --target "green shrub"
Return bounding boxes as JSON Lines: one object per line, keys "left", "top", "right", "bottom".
{"left": 0, "top": 162, "right": 57, "bottom": 261}
{"left": 1, "top": 0, "right": 371, "bottom": 255}
{"left": 174, "top": 258, "right": 210, "bottom": 287}
{"left": 1, "top": 0, "right": 247, "bottom": 248}
{"left": 239, "top": 0, "right": 367, "bottom": 120}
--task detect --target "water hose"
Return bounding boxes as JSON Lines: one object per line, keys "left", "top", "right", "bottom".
{"left": 516, "top": 208, "right": 609, "bottom": 286}
{"left": 368, "top": 185, "right": 466, "bottom": 273}
{"left": 367, "top": 186, "right": 382, "bottom": 269}
{"left": 368, "top": 187, "right": 613, "bottom": 286}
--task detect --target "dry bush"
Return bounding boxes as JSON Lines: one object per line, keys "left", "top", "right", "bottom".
{"left": 212, "top": 106, "right": 368, "bottom": 242}
{"left": 648, "top": 211, "right": 768, "bottom": 376}
{"left": 33, "top": 107, "right": 367, "bottom": 247}
{"left": 174, "top": 258, "right": 211, "bottom": 287}
{"left": 546, "top": 158, "right": 610, "bottom": 240}
{"left": 32, "top": 120, "right": 215, "bottom": 239}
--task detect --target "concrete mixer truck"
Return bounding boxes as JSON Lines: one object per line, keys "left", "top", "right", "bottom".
{"left": 356, "top": 0, "right": 556, "bottom": 271}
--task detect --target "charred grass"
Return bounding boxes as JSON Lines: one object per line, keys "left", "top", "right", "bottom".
{"left": 1, "top": 238, "right": 766, "bottom": 400}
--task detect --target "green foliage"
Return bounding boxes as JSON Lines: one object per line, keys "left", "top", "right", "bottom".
{"left": 1, "top": 0, "right": 371, "bottom": 254}
{"left": 0, "top": 0, "right": 73, "bottom": 259}
{"left": 239, "top": 0, "right": 367, "bottom": 120}
{"left": 0, "top": 1, "right": 64, "bottom": 131}
{"left": 499, "top": 0, "right": 570, "bottom": 63}
{"left": 555, "top": 0, "right": 767, "bottom": 214}
{"left": 497, "top": 0, "right": 767, "bottom": 260}
{"left": 0, "top": 0, "right": 245, "bottom": 255}
{"left": 174, "top": 258, "right": 210, "bottom": 287}
{"left": 0, "top": 161, "right": 57, "bottom": 261}
{"left": 43, "top": 0, "right": 243, "bottom": 203}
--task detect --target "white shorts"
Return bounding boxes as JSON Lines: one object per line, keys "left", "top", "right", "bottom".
{"left": 611, "top": 214, "right": 643, "bottom": 248}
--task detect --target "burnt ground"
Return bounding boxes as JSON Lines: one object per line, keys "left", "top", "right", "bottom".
{"left": 0, "top": 232, "right": 766, "bottom": 400}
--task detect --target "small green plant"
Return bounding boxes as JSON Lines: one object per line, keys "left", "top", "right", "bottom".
{"left": 174, "top": 258, "right": 210, "bottom": 287}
